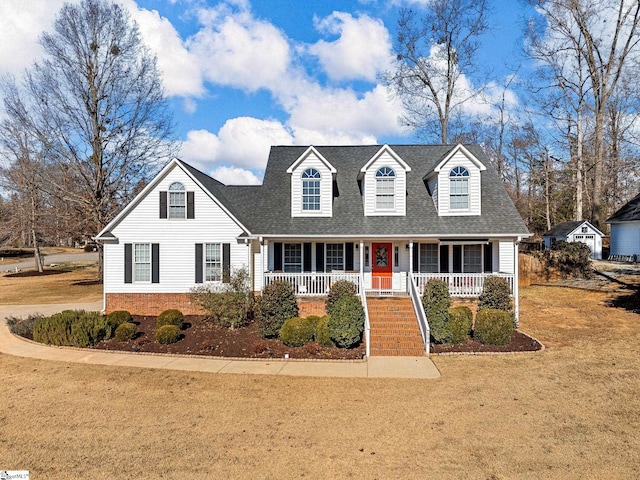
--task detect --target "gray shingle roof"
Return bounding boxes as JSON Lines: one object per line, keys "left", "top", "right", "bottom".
{"left": 606, "top": 192, "right": 640, "bottom": 223}
{"left": 543, "top": 221, "right": 585, "bottom": 237}
{"left": 190, "top": 145, "right": 529, "bottom": 238}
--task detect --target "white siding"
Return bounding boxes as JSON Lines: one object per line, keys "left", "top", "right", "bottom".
{"left": 437, "top": 150, "right": 482, "bottom": 216}
{"left": 610, "top": 222, "right": 640, "bottom": 256}
{"left": 427, "top": 176, "right": 438, "bottom": 210}
{"left": 104, "top": 165, "right": 248, "bottom": 294}
{"left": 363, "top": 152, "right": 407, "bottom": 216}
{"left": 498, "top": 240, "right": 515, "bottom": 274}
{"left": 290, "top": 153, "right": 333, "bottom": 217}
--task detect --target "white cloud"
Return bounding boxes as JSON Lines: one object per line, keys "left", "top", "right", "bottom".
{"left": 211, "top": 166, "right": 261, "bottom": 185}
{"left": 187, "top": 3, "right": 290, "bottom": 92}
{"left": 309, "top": 12, "right": 393, "bottom": 82}
{"left": 179, "top": 129, "right": 221, "bottom": 166}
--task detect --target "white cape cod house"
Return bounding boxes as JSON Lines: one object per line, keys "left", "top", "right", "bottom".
{"left": 96, "top": 144, "right": 530, "bottom": 355}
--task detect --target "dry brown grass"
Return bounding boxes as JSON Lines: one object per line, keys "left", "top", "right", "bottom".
{"left": 1, "top": 284, "right": 639, "bottom": 478}
{"left": 0, "top": 265, "right": 102, "bottom": 304}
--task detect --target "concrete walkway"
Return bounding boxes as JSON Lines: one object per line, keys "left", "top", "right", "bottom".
{"left": 0, "top": 302, "right": 440, "bottom": 379}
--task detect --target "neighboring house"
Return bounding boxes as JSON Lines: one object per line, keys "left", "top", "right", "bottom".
{"left": 606, "top": 192, "right": 640, "bottom": 259}
{"left": 542, "top": 220, "right": 604, "bottom": 260}
{"left": 96, "top": 144, "right": 530, "bottom": 355}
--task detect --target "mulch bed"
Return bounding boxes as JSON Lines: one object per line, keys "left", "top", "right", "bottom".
{"left": 92, "top": 316, "right": 365, "bottom": 360}
{"left": 430, "top": 330, "right": 542, "bottom": 354}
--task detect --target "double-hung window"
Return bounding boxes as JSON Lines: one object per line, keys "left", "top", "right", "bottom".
{"left": 284, "top": 243, "right": 302, "bottom": 273}
{"left": 375, "top": 167, "right": 395, "bottom": 210}
{"left": 449, "top": 166, "right": 469, "bottom": 210}
{"left": 419, "top": 244, "right": 439, "bottom": 272}
{"left": 169, "top": 182, "right": 186, "bottom": 218}
{"left": 463, "top": 244, "right": 482, "bottom": 273}
{"left": 302, "top": 168, "right": 321, "bottom": 211}
{"left": 325, "top": 243, "right": 344, "bottom": 271}
{"left": 205, "top": 243, "right": 222, "bottom": 282}
{"left": 134, "top": 243, "right": 151, "bottom": 282}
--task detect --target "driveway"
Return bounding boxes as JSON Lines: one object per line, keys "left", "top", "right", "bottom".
{"left": 0, "top": 252, "right": 98, "bottom": 272}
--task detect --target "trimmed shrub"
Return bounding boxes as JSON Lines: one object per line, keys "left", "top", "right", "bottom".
{"left": 156, "top": 309, "right": 183, "bottom": 329}
{"left": 478, "top": 276, "right": 512, "bottom": 312}
{"left": 279, "top": 317, "right": 315, "bottom": 347}
{"left": 107, "top": 310, "right": 133, "bottom": 328}
{"left": 155, "top": 325, "right": 180, "bottom": 344}
{"left": 328, "top": 297, "right": 365, "bottom": 348}
{"left": 6, "top": 314, "right": 43, "bottom": 339}
{"left": 474, "top": 309, "right": 514, "bottom": 345}
{"left": 33, "top": 310, "right": 111, "bottom": 347}
{"left": 189, "top": 268, "right": 254, "bottom": 328}
{"left": 314, "top": 315, "right": 334, "bottom": 347}
{"left": 422, "top": 279, "right": 452, "bottom": 344}
{"left": 256, "top": 281, "right": 299, "bottom": 338}
{"left": 326, "top": 280, "right": 358, "bottom": 315}
{"left": 542, "top": 240, "right": 592, "bottom": 278}
{"left": 115, "top": 322, "right": 137, "bottom": 341}
{"left": 448, "top": 306, "right": 473, "bottom": 344}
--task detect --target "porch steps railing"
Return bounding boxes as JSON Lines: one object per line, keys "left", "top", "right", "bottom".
{"left": 367, "top": 297, "right": 425, "bottom": 356}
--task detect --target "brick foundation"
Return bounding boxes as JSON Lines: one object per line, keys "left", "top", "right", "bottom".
{"left": 297, "top": 298, "right": 327, "bottom": 317}
{"left": 105, "top": 293, "right": 205, "bottom": 316}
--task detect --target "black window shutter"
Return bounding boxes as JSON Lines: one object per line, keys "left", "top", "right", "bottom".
{"left": 484, "top": 242, "right": 493, "bottom": 273}
{"left": 187, "top": 192, "right": 195, "bottom": 219}
{"left": 195, "top": 243, "right": 203, "bottom": 283}
{"left": 124, "top": 243, "right": 132, "bottom": 283}
{"left": 152, "top": 243, "right": 160, "bottom": 283}
{"left": 159, "top": 191, "right": 167, "bottom": 218}
{"left": 222, "top": 243, "right": 231, "bottom": 283}
{"left": 316, "top": 243, "right": 324, "bottom": 272}
{"left": 303, "top": 243, "right": 312, "bottom": 272}
{"left": 273, "top": 242, "right": 282, "bottom": 271}
{"left": 413, "top": 243, "right": 420, "bottom": 273}
{"left": 345, "top": 242, "right": 354, "bottom": 270}
{"left": 453, "top": 245, "right": 462, "bottom": 273}
{"left": 439, "top": 245, "right": 449, "bottom": 273}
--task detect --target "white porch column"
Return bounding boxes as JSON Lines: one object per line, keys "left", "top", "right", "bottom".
{"left": 409, "top": 240, "right": 414, "bottom": 273}
{"left": 514, "top": 238, "right": 520, "bottom": 326}
{"left": 260, "top": 238, "right": 266, "bottom": 292}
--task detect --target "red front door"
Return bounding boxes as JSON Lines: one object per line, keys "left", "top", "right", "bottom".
{"left": 372, "top": 243, "right": 392, "bottom": 290}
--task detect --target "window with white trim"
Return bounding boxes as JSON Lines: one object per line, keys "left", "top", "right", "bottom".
{"left": 134, "top": 243, "right": 151, "bottom": 282}
{"left": 302, "top": 168, "right": 321, "bottom": 211}
{"left": 169, "top": 182, "right": 186, "bottom": 218}
{"left": 326, "top": 243, "right": 344, "bottom": 271}
{"left": 375, "top": 166, "right": 395, "bottom": 209}
{"left": 463, "top": 244, "right": 482, "bottom": 273}
{"left": 205, "top": 243, "right": 222, "bottom": 282}
{"left": 449, "top": 166, "right": 469, "bottom": 209}
{"left": 284, "top": 243, "right": 302, "bottom": 273}
{"left": 419, "top": 244, "right": 439, "bottom": 272}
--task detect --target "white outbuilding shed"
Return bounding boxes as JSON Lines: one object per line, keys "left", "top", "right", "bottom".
{"left": 606, "top": 192, "right": 640, "bottom": 260}
{"left": 543, "top": 220, "right": 604, "bottom": 260}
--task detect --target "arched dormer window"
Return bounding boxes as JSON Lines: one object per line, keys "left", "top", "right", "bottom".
{"left": 449, "top": 166, "right": 469, "bottom": 209}
{"left": 302, "top": 168, "right": 321, "bottom": 211}
{"left": 168, "top": 182, "right": 186, "bottom": 218}
{"left": 375, "top": 166, "right": 395, "bottom": 209}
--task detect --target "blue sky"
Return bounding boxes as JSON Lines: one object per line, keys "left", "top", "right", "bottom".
{"left": 0, "top": 0, "right": 538, "bottom": 184}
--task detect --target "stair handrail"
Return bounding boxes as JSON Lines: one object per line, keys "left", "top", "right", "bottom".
{"left": 360, "top": 274, "right": 370, "bottom": 358}
{"left": 408, "top": 272, "right": 430, "bottom": 355}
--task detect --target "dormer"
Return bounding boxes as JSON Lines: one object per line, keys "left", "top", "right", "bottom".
{"left": 424, "top": 144, "right": 486, "bottom": 216}
{"left": 287, "top": 146, "right": 336, "bottom": 217}
{"left": 359, "top": 145, "right": 411, "bottom": 216}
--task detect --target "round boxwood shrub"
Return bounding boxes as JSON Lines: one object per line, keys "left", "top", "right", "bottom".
{"left": 115, "top": 322, "right": 137, "bottom": 341}
{"left": 107, "top": 310, "right": 133, "bottom": 328}
{"left": 474, "top": 309, "right": 514, "bottom": 345}
{"left": 326, "top": 280, "right": 358, "bottom": 315}
{"left": 256, "top": 281, "right": 299, "bottom": 338}
{"left": 422, "top": 279, "right": 452, "bottom": 344}
{"left": 448, "top": 306, "right": 473, "bottom": 344}
{"left": 155, "top": 324, "right": 180, "bottom": 344}
{"left": 279, "top": 317, "right": 315, "bottom": 347}
{"left": 314, "top": 315, "right": 334, "bottom": 347}
{"left": 156, "top": 309, "right": 184, "bottom": 329}
{"left": 328, "top": 296, "right": 365, "bottom": 348}
{"left": 478, "top": 276, "right": 512, "bottom": 312}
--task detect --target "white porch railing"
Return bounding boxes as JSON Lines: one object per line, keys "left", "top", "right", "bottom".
{"left": 360, "top": 280, "right": 371, "bottom": 358}
{"left": 263, "top": 272, "right": 361, "bottom": 296}
{"left": 412, "top": 273, "right": 514, "bottom": 298}
{"left": 408, "top": 273, "right": 430, "bottom": 354}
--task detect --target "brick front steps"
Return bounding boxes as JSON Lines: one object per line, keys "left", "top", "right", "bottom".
{"left": 367, "top": 297, "right": 425, "bottom": 356}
